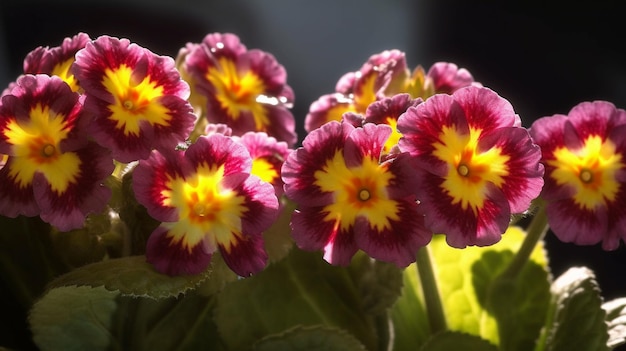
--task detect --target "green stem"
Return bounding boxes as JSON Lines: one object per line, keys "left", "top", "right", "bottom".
{"left": 500, "top": 201, "right": 549, "bottom": 280}
{"left": 416, "top": 245, "right": 447, "bottom": 335}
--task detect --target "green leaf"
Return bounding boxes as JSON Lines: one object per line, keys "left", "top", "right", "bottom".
{"left": 29, "top": 285, "right": 119, "bottom": 351}
{"left": 348, "top": 252, "right": 404, "bottom": 315}
{"left": 389, "top": 262, "right": 430, "bottom": 351}
{"left": 391, "top": 226, "right": 551, "bottom": 350}
{"left": 214, "top": 249, "right": 380, "bottom": 351}
{"left": 110, "top": 292, "right": 223, "bottom": 351}
{"left": 262, "top": 198, "right": 296, "bottom": 263}
{"left": 602, "top": 297, "right": 626, "bottom": 349}
{"left": 47, "top": 255, "right": 210, "bottom": 299}
{"left": 252, "top": 325, "right": 366, "bottom": 351}
{"left": 538, "top": 266, "right": 609, "bottom": 351}
{"left": 419, "top": 331, "right": 499, "bottom": 351}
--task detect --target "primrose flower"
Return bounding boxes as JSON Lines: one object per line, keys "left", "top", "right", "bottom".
{"left": 282, "top": 121, "right": 432, "bottom": 267}
{"left": 304, "top": 49, "right": 478, "bottom": 132}
{"left": 529, "top": 101, "right": 626, "bottom": 250}
{"left": 180, "top": 33, "right": 297, "bottom": 146}
{"left": 72, "top": 35, "right": 196, "bottom": 163}
{"left": 344, "top": 93, "right": 423, "bottom": 156}
{"left": 23, "top": 32, "right": 91, "bottom": 92}
{"left": 0, "top": 74, "right": 114, "bottom": 231}
{"left": 397, "top": 86, "right": 544, "bottom": 248}
{"left": 232, "top": 131, "right": 291, "bottom": 198}
{"left": 132, "top": 133, "right": 279, "bottom": 276}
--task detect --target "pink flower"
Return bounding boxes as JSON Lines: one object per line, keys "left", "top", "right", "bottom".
{"left": 23, "top": 32, "right": 91, "bottom": 92}
{"left": 529, "top": 100, "right": 626, "bottom": 250}
{"left": 0, "top": 75, "right": 113, "bottom": 231}
{"left": 132, "top": 133, "right": 279, "bottom": 276}
{"left": 72, "top": 35, "right": 196, "bottom": 162}
{"left": 180, "top": 33, "right": 297, "bottom": 146}
{"left": 304, "top": 49, "right": 478, "bottom": 132}
{"left": 232, "top": 131, "right": 291, "bottom": 198}
{"left": 282, "top": 121, "right": 431, "bottom": 267}
{"left": 398, "top": 86, "right": 544, "bottom": 248}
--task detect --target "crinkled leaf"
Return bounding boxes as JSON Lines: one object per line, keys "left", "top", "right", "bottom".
{"left": 419, "top": 330, "right": 499, "bottom": 351}
{"left": 348, "top": 251, "right": 404, "bottom": 315}
{"left": 29, "top": 285, "right": 119, "bottom": 351}
{"left": 214, "top": 249, "right": 379, "bottom": 351}
{"left": 110, "top": 292, "right": 223, "bottom": 351}
{"left": 252, "top": 325, "right": 366, "bottom": 351}
{"left": 538, "top": 266, "right": 609, "bottom": 351}
{"left": 438, "top": 226, "right": 550, "bottom": 350}
{"left": 47, "top": 255, "right": 210, "bottom": 299}
{"left": 603, "top": 298, "right": 626, "bottom": 349}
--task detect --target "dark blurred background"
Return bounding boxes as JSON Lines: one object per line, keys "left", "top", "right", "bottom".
{"left": 2, "top": 0, "right": 626, "bottom": 349}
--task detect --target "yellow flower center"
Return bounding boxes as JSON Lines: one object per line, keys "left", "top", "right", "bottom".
{"left": 207, "top": 57, "right": 269, "bottom": 131}
{"left": 432, "top": 125, "right": 510, "bottom": 215}
{"left": 314, "top": 151, "right": 400, "bottom": 232}
{"left": 51, "top": 58, "right": 80, "bottom": 92}
{"left": 161, "top": 164, "right": 247, "bottom": 253}
{"left": 548, "top": 135, "right": 623, "bottom": 210}
{"left": 3, "top": 104, "right": 81, "bottom": 192}
{"left": 251, "top": 157, "right": 278, "bottom": 184}
{"left": 103, "top": 64, "right": 171, "bottom": 136}
{"left": 382, "top": 117, "right": 402, "bottom": 155}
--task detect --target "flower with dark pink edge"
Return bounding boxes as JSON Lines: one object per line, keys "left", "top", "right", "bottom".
{"left": 0, "top": 74, "right": 114, "bottom": 231}
{"left": 282, "top": 121, "right": 432, "bottom": 267}
{"left": 529, "top": 101, "right": 626, "bottom": 250}
{"left": 232, "top": 131, "right": 291, "bottom": 198}
{"left": 304, "top": 49, "right": 478, "bottom": 133}
{"left": 23, "top": 32, "right": 91, "bottom": 92}
{"left": 180, "top": 32, "right": 297, "bottom": 147}
{"left": 343, "top": 93, "right": 423, "bottom": 157}
{"left": 132, "top": 133, "right": 280, "bottom": 276}
{"left": 72, "top": 35, "right": 196, "bottom": 163}
{"left": 397, "top": 86, "right": 544, "bottom": 248}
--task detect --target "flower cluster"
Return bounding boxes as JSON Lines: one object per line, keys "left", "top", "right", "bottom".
{"left": 3, "top": 30, "right": 626, "bottom": 351}
{"left": 0, "top": 32, "right": 294, "bottom": 276}
{"left": 2, "top": 31, "right": 625, "bottom": 280}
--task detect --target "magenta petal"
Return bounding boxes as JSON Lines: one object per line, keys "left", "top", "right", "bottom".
{"left": 546, "top": 199, "right": 608, "bottom": 247}
{"left": 146, "top": 226, "right": 212, "bottom": 276}
{"left": 0, "top": 159, "right": 38, "bottom": 218}
{"left": 133, "top": 149, "right": 189, "bottom": 223}
{"left": 354, "top": 199, "right": 431, "bottom": 267}
{"left": 219, "top": 233, "right": 268, "bottom": 277}
{"left": 418, "top": 172, "right": 510, "bottom": 248}
{"left": 290, "top": 208, "right": 358, "bottom": 266}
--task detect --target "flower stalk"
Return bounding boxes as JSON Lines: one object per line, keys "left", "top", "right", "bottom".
{"left": 500, "top": 200, "right": 549, "bottom": 281}
{"left": 416, "top": 245, "right": 448, "bottom": 335}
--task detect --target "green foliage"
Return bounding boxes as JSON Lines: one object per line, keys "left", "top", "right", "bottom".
{"left": 29, "top": 286, "right": 119, "bottom": 351}
{"left": 536, "top": 267, "right": 609, "bottom": 351}
{"left": 252, "top": 325, "right": 367, "bottom": 351}
{"left": 47, "top": 255, "right": 211, "bottom": 299}
{"left": 391, "top": 226, "right": 552, "bottom": 350}
{"left": 214, "top": 249, "right": 403, "bottom": 351}
{"left": 602, "top": 297, "right": 626, "bottom": 349}
{"left": 419, "top": 331, "right": 499, "bottom": 351}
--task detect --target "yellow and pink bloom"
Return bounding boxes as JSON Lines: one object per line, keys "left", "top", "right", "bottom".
{"left": 0, "top": 74, "right": 114, "bottom": 231}
{"left": 304, "top": 49, "right": 478, "bottom": 133}
{"left": 23, "top": 32, "right": 91, "bottom": 92}
{"left": 72, "top": 35, "right": 196, "bottom": 163}
{"left": 397, "top": 86, "right": 544, "bottom": 248}
{"left": 282, "top": 121, "right": 432, "bottom": 267}
{"left": 180, "top": 33, "right": 297, "bottom": 147}
{"left": 529, "top": 100, "right": 626, "bottom": 250}
{"left": 132, "top": 133, "right": 280, "bottom": 276}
